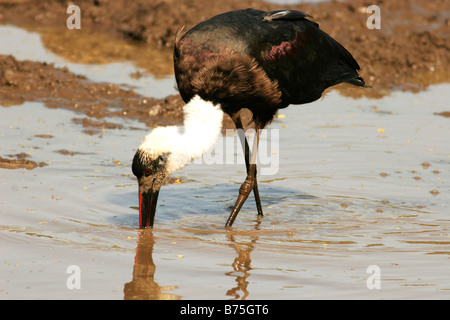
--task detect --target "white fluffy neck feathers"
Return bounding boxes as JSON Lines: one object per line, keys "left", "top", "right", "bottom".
{"left": 138, "top": 95, "right": 224, "bottom": 174}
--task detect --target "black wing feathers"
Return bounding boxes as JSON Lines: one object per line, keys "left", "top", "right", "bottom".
{"left": 255, "top": 10, "right": 365, "bottom": 104}
{"left": 174, "top": 9, "right": 365, "bottom": 113}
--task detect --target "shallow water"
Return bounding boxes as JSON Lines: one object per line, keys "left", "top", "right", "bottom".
{"left": 1, "top": 25, "right": 449, "bottom": 299}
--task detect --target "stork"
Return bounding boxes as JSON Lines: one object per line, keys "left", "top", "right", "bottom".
{"left": 132, "top": 9, "right": 366, "bottom": 228}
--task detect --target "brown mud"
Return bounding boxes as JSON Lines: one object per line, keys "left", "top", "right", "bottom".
{"left": 0, "top": 0, "right": 449, "bottom": 168}
{"left": 0, "top": 152, "right": 47, "bottom": 170}
{"left": 1, "top": 0, "right": 449, "bottom": 93}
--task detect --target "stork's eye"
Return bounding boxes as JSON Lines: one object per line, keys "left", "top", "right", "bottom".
{"left": 144, "top": 169, "right": 152, "bottom": 177}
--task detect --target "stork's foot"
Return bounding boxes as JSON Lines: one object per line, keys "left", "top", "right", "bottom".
{"left": 226, "top": 175, "right": 256, "bottom": 228}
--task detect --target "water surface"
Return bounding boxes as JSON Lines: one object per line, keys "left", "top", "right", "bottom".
{"left": 1, "top": 25, "right": 449, "bottom": 300}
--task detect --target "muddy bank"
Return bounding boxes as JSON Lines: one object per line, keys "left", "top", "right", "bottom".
{"left": 0, "top": 153, "right": 47, "bottom": 170}
{"left": 0, "top": 54, "right": 185, "bottom": 124}
{"left": 1, "top": 0, "right": 449, "bottom": 97}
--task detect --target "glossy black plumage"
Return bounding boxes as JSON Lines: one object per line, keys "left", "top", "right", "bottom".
{"left": 170, "top": 9, "right": 366, "bottom": 227}
{"left": 174, "top": 8, "right": 365, "bottom": 128}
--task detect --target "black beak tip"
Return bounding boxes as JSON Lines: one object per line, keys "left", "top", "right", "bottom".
{"left": 139, "top": 189, "right": 159, "bottom": 229}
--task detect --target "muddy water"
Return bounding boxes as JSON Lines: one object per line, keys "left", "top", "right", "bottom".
{"left": 1, "top": 25, "right": 449, "bottom": 300}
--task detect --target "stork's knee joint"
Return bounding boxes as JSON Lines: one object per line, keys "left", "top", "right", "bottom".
{"left": 239, "top": 179, "right": 254, "bottom": 194}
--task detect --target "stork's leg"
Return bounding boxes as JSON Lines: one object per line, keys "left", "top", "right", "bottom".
{"left": 231, "top": 113, "right": 263, "bottom": 217}
{"left": 226, "top": 128, "right": 261, "bottom": 228}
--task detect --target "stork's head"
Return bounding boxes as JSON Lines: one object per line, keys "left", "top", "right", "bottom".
{"left": 132, "top": 147, "right": 171, "bottom": 229}
{"left": 131, "top": 124, "right": 193, "bottom": 228}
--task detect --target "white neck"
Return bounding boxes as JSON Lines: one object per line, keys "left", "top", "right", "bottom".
{"left": 139, "top": 95, "right": 224, "bottom": 173}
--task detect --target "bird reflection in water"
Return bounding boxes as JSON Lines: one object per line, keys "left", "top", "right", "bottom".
{"left": 225, "top": 232, "right": 258, "bottom": 300}
{"left": 124, "top": 221, "right": 261, "bottom": 300}
{"left": 123, "top": 229, "right": 180, "bottom": 300}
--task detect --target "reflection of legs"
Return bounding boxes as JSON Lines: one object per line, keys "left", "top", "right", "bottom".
{"left": 225, "top": 233, "right": 257, "bottom": 300}
{"left": 226, "top": 125, "right": 261, "bottom": 228}
{"left": 231, "top": 113, "right": 263, "bottom": 216}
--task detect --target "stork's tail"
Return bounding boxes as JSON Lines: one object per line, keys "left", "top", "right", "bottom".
{"left": 346, "top": 76, "right": 368, "bottom": 88}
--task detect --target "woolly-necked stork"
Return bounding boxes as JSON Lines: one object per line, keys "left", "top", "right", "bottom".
{"left": 132, "top": 9, "right": 366, "bottom": 229}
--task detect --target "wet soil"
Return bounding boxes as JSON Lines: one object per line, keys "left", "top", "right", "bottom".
{"left": 0, "top": 54, "right": 185, "bottom": 123}
{"left": 0, "top": 152, "right": 47, "bottom": 169}
{"left": 1, "top": 0, "right": 449, "bottom": 96}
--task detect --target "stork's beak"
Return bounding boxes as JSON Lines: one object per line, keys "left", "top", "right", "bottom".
{"left": 139, "top": 180, "right": 160, "bottom": 229}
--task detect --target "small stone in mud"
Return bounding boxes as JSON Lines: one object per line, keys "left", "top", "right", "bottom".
{"left": 72, "top": 117, "right": 124, "bottom": 130}
{"left": 130, "top": 70, "right": 143, "bottom": 79}
{"left": 429, "top": 190, "right": 439, "bottom": 196}
{"left": 421, "top": 162, "right": 431, "bottom": 169}
{"left": 164, "top": 177, "right": 185, "bottom": 185}
{"left": 7, "top": 152, "right": 30, "bottom": 160}
{"left": 33, "top": 134, "right": 54, "bottom": 139}
{"left": 434, "top": 111, "right": 450, "bottom": 118}
{"left": 379, "top": 172, "right": 389, "bottom": 178}
{"left": 53, "top": 149, "right": 92, "bottom": 156}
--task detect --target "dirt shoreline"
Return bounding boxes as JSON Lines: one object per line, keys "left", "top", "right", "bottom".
{"left": 0, "top": 153, "right": 47, "bottom": 170}
{"left": 1, "top": 0, "right": 449, "bottom": 169}
{"left": 1, "top": 0, "right": 449, "bottom": 93}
